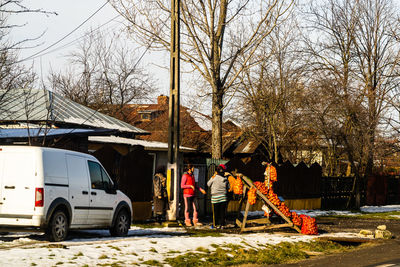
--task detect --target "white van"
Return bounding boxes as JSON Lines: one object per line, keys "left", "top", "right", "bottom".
{"left": 0, "top": 146, "right": 132, "bottom": 241}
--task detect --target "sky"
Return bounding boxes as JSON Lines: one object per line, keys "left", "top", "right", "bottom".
{"left": 9, "top": 0, "right": 171, "bottom": 95}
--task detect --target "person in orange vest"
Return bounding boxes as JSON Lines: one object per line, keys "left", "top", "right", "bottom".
{"left": 181, "top": 164, "right": 206, "bottom": 226}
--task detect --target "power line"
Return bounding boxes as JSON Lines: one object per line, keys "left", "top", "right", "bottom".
{"left": 31, "top": 15, "right": 121, "bottom": 59}
{"left": 17, "top": 0, "right": 111, "bottom": 64}
{"left": 132, "top": 15, "right": 171, "bottom": 70}
{"left": 50, "top": 16, "right": 171, "bottom": 142}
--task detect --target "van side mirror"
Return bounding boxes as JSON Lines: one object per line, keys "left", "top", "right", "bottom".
{"left": 112, "top": 182, "right": 118, "bottom": 190}
{"left": 105, "top": 182, "right": 118, "bottom": 194}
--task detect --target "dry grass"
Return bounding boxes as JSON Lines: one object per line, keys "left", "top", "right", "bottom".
{"left": 164, "top": 240, "right": 357, "bottom": 266}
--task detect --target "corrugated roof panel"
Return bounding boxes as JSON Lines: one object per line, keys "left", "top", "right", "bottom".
{"left": 0, "top": 89, "right": 148, "bottom": 134}
{"left": 0, "top": 128, "right": 111, "bottom": 138}
{"left": 0, "top": 89, "right": 49, "bottom": 120}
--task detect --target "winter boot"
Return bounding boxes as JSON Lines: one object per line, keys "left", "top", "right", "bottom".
{"left": 185, "top": 219, "right": 192, "bottom": 227}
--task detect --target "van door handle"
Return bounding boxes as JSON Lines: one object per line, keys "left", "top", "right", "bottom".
{"left": 82, "top": 191, "right": 88, "bottom": 195}
{"left": 4, "top": 186, "right": 15, "bottom": 189}
{"left": 91, "top": 192, "right": 97, "bottom": 196}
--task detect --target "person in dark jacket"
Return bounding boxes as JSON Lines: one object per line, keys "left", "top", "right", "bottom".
{"left": 153, "top": 166, "right": 168, "bottom": 223}
{"left": 207, "top": 164, "right": 230, "bottom": 229}
{"left": 181, "top": 164, "right": 206, "bottom": 226}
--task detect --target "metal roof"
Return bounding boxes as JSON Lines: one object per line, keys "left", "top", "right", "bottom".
{"left": 0, "top": 128, "right": 112, "bottom": 138}
{"left": 89, "top": 136, "right": 196, "bottom": 152}
{"left": 0, "top": 89, "right": 148, "bottom": 135}
{"left": 233, "top": 139, "right": 260, "bottom": 154}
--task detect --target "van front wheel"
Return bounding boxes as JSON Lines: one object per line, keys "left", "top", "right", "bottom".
{"left": 46, "top": 210, "right": 68, "bottom": 242}
{"left": 110, "top": 209, "right": 130, "bottom": 237}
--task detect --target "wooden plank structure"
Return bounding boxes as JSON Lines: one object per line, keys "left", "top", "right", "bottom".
{"left": 235, "top": 174, "right": 301, "bottom": 233}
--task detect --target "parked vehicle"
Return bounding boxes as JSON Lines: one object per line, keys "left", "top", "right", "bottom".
{"left": 0, "top": 146, "right": 132, "bottom": 241}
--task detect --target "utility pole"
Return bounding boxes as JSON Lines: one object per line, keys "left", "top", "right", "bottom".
{"left": 167, "top": 0, "right": 180, "bottom": 221}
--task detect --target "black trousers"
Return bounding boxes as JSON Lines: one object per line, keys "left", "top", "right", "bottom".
{"left": 212, "top": 201, "right": 227, "bottom": 227}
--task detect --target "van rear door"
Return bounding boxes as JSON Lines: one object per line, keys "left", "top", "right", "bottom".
{"left": 0, "top": 150, "right": 36, "bottom": 216}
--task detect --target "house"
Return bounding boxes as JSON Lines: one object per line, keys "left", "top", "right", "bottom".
{"left": 87, "top": 135, "right": 197, "bottom": 220}
{"left": 0, "top": 88, "right": 148, "bottom": 151}
{"left": 120, "top": 95, "right": 242, "bottom": 158}
{"left": 0, "top": 88, "right": 163, "bottom": 220}
{"left": 115, "top": 95, "right": 244, "bottom": 216}
{"left": 0, "top": 89, "right": 216, "bottom": 220}
{"left": 89, "top": 136, "right": 195, "bottom": 172}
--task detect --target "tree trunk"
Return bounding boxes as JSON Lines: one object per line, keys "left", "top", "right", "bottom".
{"left": 271, "top": 123, "right": 278, "bottom": 163}
{"left": 355, "top": 181, "right": 361, "bottom": 209}
{"left": 347, "top": 174, "right": 361, "bottom": 209}
{"left": 211, "top": 85, "right": 223, "bottom": 159}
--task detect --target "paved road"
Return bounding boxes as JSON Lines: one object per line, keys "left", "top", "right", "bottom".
{"left": 275, "top": 239, "right": 400, "bottom": 267}
{"left": 275, "top": 217, "right": 400, "bottom": 267}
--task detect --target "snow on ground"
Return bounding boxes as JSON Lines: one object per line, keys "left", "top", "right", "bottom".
{"left": 243, "top": 204, "right": 400, "bottom": 218}
{"left": 0, "top": 205, "right": 398, "bottom": 266}
{"left": 295, "top": 204, "right": 400, "bottom": 217}
{"left": 243, "top": 209, "right": 362, "bottom": 218}
{"left": 0, "top": 227, "right": 319, "bottom": 266}
{"left": 294, "top": 210, "right": 362, "bottom": 217}
{"left": 360, "top": 205, "right": 400, "bottom": 213}
{"left": 0, "top": 228, "right": 371, "bottom": 267}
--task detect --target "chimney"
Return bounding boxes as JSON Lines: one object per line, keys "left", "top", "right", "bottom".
{"left": 157, "top": 95, "right": 169, "bottom": 105}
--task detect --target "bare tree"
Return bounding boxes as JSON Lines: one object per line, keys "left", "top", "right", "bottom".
{"left": 304, "top": 0, "right": 400, "bottom": 208}
{"left": 0, "top": 0, "right": 56, "bottom": 111}
{"left": 110, "top": 0, "right": 294, "bottom": 159}
{"left": 236, "top": 17, "right": 305, "bottom": 164}
{"left": 49, "top": 30, "right": 155, "bottom": 120}
{"left": 0, "top": 49, "right": 36, "bottom": 92}
{"left": 353, "top": 0, "right": 400, "bottom": 174}
{"left": 0, "top": 0, "right": 55, "bottom": 49}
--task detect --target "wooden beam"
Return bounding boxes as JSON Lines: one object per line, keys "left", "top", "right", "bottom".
{"left": 239, "top": 175, "right": 302, "bottom": 234}
{"left": 237, "top": 218, "right": 271, "bottom": 226}
{"left": 245, "top": 218, "right": 271, "bottom": 224}
{"left": 241, "top": 198, "right": 251, "bottom": 232}
{"left": 240, "top": 223, "right": 294, "bottom": 232}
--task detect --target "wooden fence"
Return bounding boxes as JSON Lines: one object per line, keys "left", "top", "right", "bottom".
{"left": 320, "top": 176, "right": 400, "bottom": 209}
{"left": 387, "top": 176, "right": 400, "bottom": 204}
{"left": 320, "top": 176, "right": 365, "bottom": 209}
{"left": 225, "top": 157, "right": 400, "bottom": 209}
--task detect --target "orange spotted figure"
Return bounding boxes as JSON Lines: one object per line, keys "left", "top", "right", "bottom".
{"left": 264, "top": 163, "right": 277, "bottom": 189}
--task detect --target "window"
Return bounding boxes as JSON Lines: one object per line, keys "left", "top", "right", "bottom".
{"left": 141, "top": 113, "right": 151, "bottom": 120}
{"left": 101, "top": 166, "right": 112, "bottom": 189}
{"left": 88, "top": 161, "right": 113, "bottom": 190}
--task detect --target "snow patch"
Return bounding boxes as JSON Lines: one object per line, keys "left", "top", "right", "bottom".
{"left": 360, "top": 205, "right": 400, "bottom": 213}
{"left": 244, "top": 204, "right": 400, "bottom": 219}
{"left": 0, "top": 227, "right": 318, "bottom": 265}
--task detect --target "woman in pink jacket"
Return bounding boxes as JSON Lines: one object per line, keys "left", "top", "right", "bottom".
{"left": 181, "top": 164, "right": 206, "bottom": 226}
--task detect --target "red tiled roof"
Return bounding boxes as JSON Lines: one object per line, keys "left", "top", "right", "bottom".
{"left": 115, "top": 95, "right": 241, "bottom": 153}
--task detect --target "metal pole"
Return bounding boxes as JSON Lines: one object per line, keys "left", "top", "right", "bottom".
{"left": 167, "top": 0, "right": 180, "bottom": 221}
